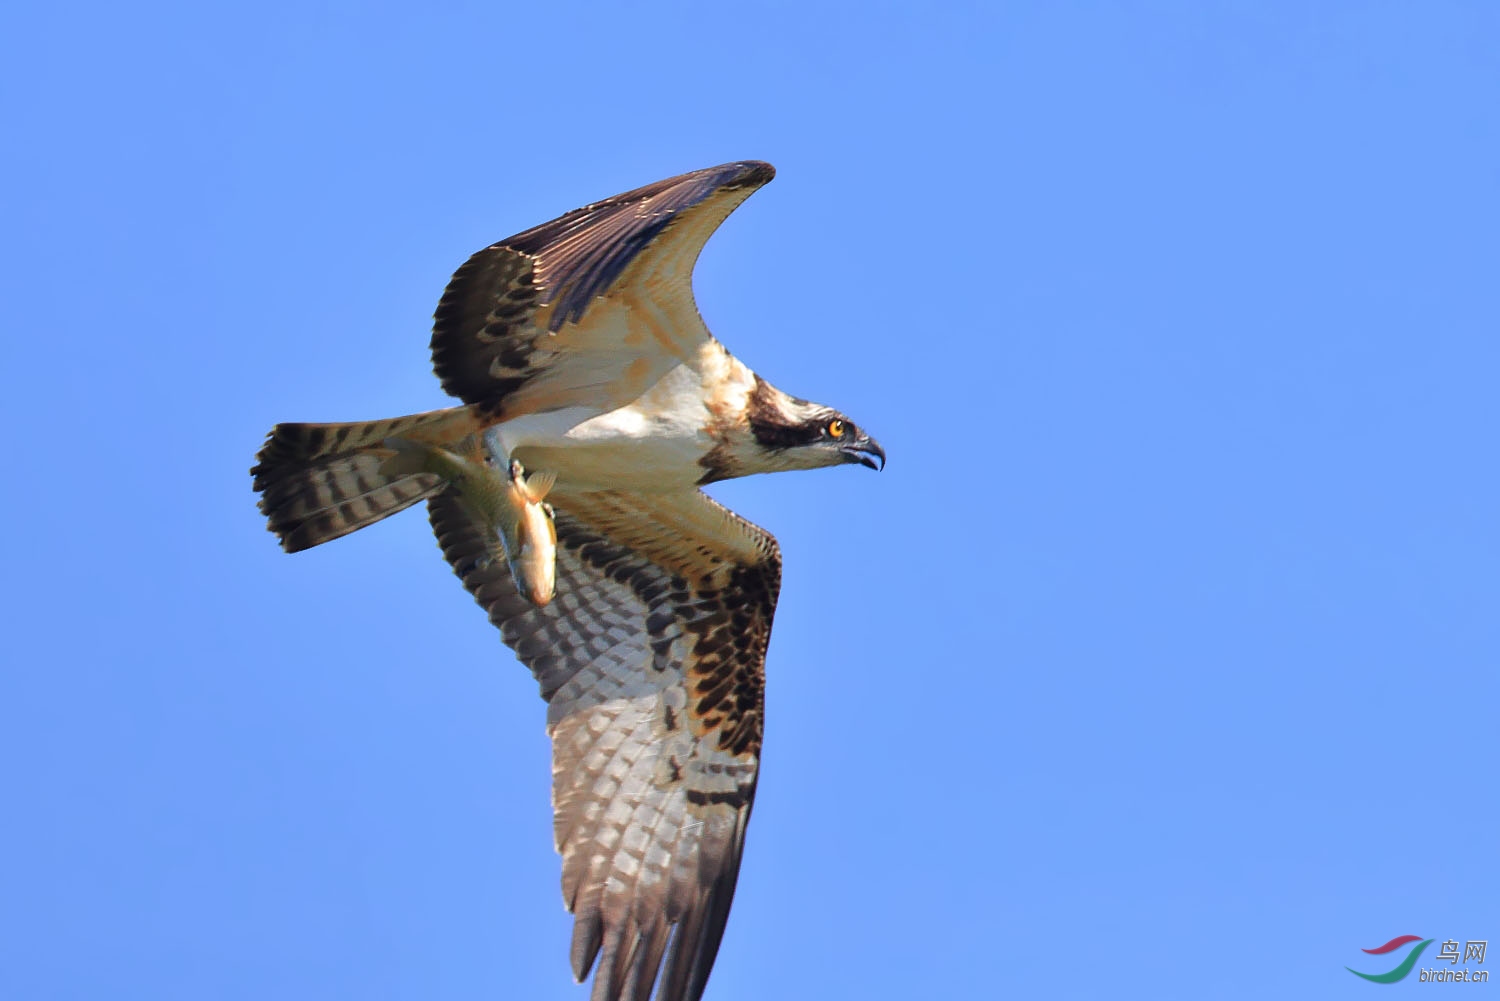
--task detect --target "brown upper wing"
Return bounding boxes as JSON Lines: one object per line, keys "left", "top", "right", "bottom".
{"left": 428, "top": 486, "right": 781, "bottom": 1001}
{"left": 429, "top": 161, "right": 774, "bottom": 418}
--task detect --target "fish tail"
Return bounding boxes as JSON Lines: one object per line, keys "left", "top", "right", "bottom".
{"left": 519, "top": 468, "right": 558, "bottom": 503}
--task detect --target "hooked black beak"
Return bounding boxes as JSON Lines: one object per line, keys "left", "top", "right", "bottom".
{"left": 842, "top": 433, "right": 885, "bottom": 471}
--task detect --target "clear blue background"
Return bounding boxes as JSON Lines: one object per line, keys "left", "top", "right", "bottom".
{"left": 3, "top": 3, "right": 1495, "bottom": 998}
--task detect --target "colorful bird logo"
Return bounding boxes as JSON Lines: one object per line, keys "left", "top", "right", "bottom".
{"left": 1347, "top": 935, "right": 1433, "bottom": 983}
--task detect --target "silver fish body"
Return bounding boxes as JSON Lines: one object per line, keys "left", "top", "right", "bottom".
{"left": 501, "top": 459, "right": 558, "bottom": 607}
{"left": 381, "top": 438, "right": 558, "bottom": 606}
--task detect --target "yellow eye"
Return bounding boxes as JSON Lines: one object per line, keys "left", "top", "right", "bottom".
{"left": 827, "top": 419, "right": 846, "bottom": 439}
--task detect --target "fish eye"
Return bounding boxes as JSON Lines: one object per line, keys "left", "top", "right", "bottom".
{"left": 826, "top": 419, "right": 846, "bottom": 439}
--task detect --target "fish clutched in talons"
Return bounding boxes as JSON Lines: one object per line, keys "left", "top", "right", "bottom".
{"left": 499, "top": 458, "right": 559, "bottom": 606}
{"left": 380, "top": 437, "right": 559, "bottom": 606}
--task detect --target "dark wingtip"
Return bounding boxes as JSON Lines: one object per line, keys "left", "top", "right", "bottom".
{"left": 722, "top": 161, "right": 775, "bottom": 188}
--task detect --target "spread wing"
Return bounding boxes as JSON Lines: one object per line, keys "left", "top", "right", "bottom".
{"left": 428, "top": 486, "right": 782, "bottom": 1001}
{"left": 429, "top": 161, "right": 775, "bottom": 419}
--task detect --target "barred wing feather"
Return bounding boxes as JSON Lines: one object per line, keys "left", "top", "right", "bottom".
{"left": 428, "top": 486, "right": 781, "bottom": 1001}
{"left": 429, "top": 161, "right": 775, "bottom": 420}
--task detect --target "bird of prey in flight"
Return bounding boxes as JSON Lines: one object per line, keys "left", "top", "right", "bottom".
{"left": 251, "top": 161, "right": 884, "bottom": 1001}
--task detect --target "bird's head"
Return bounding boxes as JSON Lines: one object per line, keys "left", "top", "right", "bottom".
{"left": 739, "top": 376, "right": 885, "bottom": 475}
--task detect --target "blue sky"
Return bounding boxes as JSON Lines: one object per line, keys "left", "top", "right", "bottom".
{"left": 3, "top": 2, "right": 1496, "bottom": 998}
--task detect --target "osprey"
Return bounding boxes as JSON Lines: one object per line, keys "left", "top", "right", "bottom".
{"left": 251, "top": 162, "right": 884, "bottom": 1001}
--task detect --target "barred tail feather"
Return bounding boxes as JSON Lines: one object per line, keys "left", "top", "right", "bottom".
{"left": 251, "top": 407, "right": 473, "bottom": 552}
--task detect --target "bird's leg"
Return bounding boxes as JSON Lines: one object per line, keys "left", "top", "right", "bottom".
{"left": 467, "top": 425, "right": 521, "bottom": 574}
{"left": 482, "top": 425, "right": 515, "bottom": 470}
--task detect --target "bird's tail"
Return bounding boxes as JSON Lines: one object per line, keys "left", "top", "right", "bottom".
{"left": 251, "top": 407, "right": 477, "bottom": 552}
